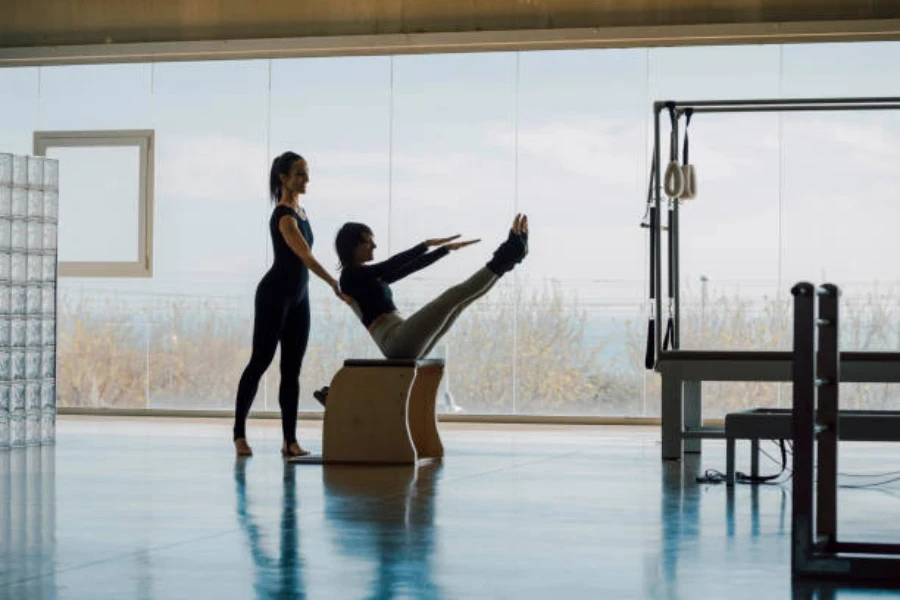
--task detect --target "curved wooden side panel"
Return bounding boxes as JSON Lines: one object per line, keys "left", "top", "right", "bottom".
{"left": 407, "top": 365, "right": 445, "bottom": 459}
{"left": 322, "top": 367, "right": 418, "bottom": 464}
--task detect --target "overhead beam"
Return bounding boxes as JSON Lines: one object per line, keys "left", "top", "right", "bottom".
{"left": 3, "top": 19, "right": 900, "bottom": 66}
{"left": 1, "top": 0, "right": 900, "bottom": 54}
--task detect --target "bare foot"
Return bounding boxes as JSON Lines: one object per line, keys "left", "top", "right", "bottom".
{"left": 282, "top": 442, "right": 310, "bottom": 458}
{"left": 235, "top": 438, "right": 253, "bottom": 457}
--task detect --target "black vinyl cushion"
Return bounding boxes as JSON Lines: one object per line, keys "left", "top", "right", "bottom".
{"left": 343, "top": 358, "right": 445, "bottom": 368}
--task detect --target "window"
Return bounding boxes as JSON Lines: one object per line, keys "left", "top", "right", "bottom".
{"left": 34, "top": 130, "right": 154, "bottom": 277}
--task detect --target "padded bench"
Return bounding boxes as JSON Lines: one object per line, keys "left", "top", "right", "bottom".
{"left": 319, "top": 358, "right": 446, "bottom": 465}
{"left": 658, "top": 350, "right": 900, "bottom": 460}
{"left": 725, "top": 408, "right": 900, "bottom": 485}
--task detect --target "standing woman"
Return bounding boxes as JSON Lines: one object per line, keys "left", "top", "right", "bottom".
{"left": 233, "top": 151, "right": 347, "bottom": 458}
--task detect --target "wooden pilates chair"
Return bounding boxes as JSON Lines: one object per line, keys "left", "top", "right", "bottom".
{"left": 320, "top": 358, "right": 446, "bottom": 464}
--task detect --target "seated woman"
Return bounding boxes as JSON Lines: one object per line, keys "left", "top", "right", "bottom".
{"left": 336, "top": 214, "right": 529, "bottom": 361}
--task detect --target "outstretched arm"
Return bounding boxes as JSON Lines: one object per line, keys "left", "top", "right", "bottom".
{"left": 278, "top": 216, "right": 352, "bottom": 303}
{"left": 381, "top": 247, "right": 450, "bottom": 284}
{"left": 366, "top": 243, "right": 429, "bottom": 278}
{"left": 380, "top": 238, "right": 480, "bottom": 283}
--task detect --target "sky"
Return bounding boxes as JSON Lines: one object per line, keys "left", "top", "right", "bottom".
{"left": 1, "top": 41, "right": 899, "bottom": 316}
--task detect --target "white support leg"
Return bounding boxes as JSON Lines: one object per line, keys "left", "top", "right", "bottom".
{"left": 683, "top": 380, "right": 702, "bottom": 454}
{"left": 661, "top": 372, "right": 683, "bottom": 460}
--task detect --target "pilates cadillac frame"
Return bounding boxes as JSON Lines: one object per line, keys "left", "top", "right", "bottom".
{"left": 648, "top": 97, "right": 900, "bottom": 461}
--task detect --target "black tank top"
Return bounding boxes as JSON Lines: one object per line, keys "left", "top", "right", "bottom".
{"left": 340, "top": 243, "right": 449, "bottom": 326}
{"left": 268, "top": 205, "right": 313, "bottom": 290}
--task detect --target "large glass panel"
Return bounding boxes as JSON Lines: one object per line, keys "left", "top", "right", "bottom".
{"left": 56, "top": 286, "right": 147, "bottom": 408}
{"left": 46, "top": 145, "right": 141, "bottom": 263}
{"left": 649, "top": 45, "right": 783, "bottom": 417}
{"left": 781, "top": 41, "right": 900, "bottom": 98}
{"left": 390, "top": 53, "right": 517, "bottom": 414}
{"left": 268, "top": 56, "right": 392, "bottom": 412}
{"left": 30, "top": 39, "right": 900, "bottom": 419}
{"left": 781, "top": 42, "right": 900, "bottom": 411}
{"left": 649, "top": 45, "right": 782, "bottom": 101}
{"left": 147, "top": 60, "right": 269, "bottom": 411}
{"left": 35, "top": 65, "right": 153, "bottom": 410}
{"left": 38, "top": 64, "right": 153, "bottom": 131}
{"left": 0, "top": 68, "right": 39, "bottom": 155}
{"left": 516, "top": 48, "right": 649, "bottom": 415}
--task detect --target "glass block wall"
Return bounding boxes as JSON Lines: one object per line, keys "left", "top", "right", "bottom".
{"left": 0, "top": 153, "right": 58, "bottom": 448}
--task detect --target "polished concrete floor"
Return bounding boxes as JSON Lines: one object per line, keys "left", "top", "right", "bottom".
{"left": 2, "top": 417, "right": 900, "bottom": 599}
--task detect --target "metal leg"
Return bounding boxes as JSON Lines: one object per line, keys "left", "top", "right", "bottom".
{"left": 751, "top": 438, "right": 760, "bottom": 480}
{"left": 726, "top": 484, "right": 736, "bottom": 537}
{"left": 792, "top": 282, "right": 817, "bottom": 576}
{"left": 816, "top": 285, "right": 839, "bottom": 550}
{"left": 684, "top": 380, "right": 702, "bottom": 453}
{"left": 726, "top": 437, "right": 736, "bottom": 486}
{"left": 661, "top": 372, "right": 683, "bottom": 460}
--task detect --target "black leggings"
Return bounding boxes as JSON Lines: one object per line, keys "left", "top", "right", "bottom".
{"left": 233, "top": 279, "right": 311, "bottom": 444}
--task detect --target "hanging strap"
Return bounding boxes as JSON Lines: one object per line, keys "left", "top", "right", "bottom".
{"left": 666, "top": 200, "right": 678, "bottom": 351}
{"left": 667, "top": 203, "right": 674, "bottom": 302}
{"left": 667, "top": 103, "right": 679, "bottom": 163}
{"left": 644, "top": 138, "right": 659, "bottom": 370}
{"left": 645, "top": 319, "right": 656, "bottom": 370}
{"left": 737, "top": 440, "right": 789, "bottom": 483}
{"left": 682, "top": 108, "right": 693, "bottom": 165}
{"left": 663, "top": 317, "right": 674, "bottom": 351}
{"left": 645, "top": 205, "right": 657, "bottom": 370}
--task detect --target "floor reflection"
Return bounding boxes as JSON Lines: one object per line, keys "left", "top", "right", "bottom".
{"left": 324, "top": 460, "right": 443, "bottom": 600}
{"left": 234, "top": 458, "right": 305, "bottom": 600}
{"left": 0, "top": 446, "right": 56, "bottom": 600}
{"left": 646, "top": 453, "right": 794, "bottom": 599}
{"left": 643, "top": 455, "right": 703, "bottom": 600}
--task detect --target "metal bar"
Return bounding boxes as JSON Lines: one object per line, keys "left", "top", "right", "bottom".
{"left": 832, "top": 542, "right": 900, "bottom": 555}
{"left": 667, "top": 202, "right": 674, "bottom": 308}
{"left": 687, "top": 104, "right": 900, "bottom": 114}
{"left": 654, "top": 104, "right": 663, "bottom": 361}
{"left": 673, "top": 199, "right": 680, "bottom": 349}
{"left": 669, "top": 96, "right": 900, "bottom": 108}
{"left": 791, "top": 282, "right": 817, "bottom": 574}
{"left": 816, "top": 283, "right": 840, "bottom": 548}
{"left": 816, "top": 284, "right": 841, "bottom": 550}
{"left": 665, "top": 105, "right": 678, "bottom": 355}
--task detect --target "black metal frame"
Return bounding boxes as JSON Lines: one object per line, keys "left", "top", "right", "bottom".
{"left": 790, "top": 282, "right": 900, "bottom": 584}
{"left": 649, "top": 97, "right": 900, "bottom": 362}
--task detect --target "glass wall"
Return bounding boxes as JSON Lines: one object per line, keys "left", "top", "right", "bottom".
{"left": 516, "top": 49, "right": 648, "bottom": 415}
{"left": 1, "top": 40, "right": 899, "bottom": 417}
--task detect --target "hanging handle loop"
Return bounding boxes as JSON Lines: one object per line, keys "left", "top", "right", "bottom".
{"left": 663, "top": 104, "right": 684, "bottom": 199}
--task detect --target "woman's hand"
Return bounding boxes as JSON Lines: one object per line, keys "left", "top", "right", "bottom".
{"left": 331, "top": 281, "right": 353, "bottom": 305}
{"left": 424, "top": 234, "right": 460, "bottom": 247}
{"left": 444, "top": 239, "right": 480, "bottom": 251}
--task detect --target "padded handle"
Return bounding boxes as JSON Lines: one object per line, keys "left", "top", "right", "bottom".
{"left": 645, "top": 319, "right": 656, "bottom": 370}
{"left": 664, "top": 160, "right": 684, "bottom": 198}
